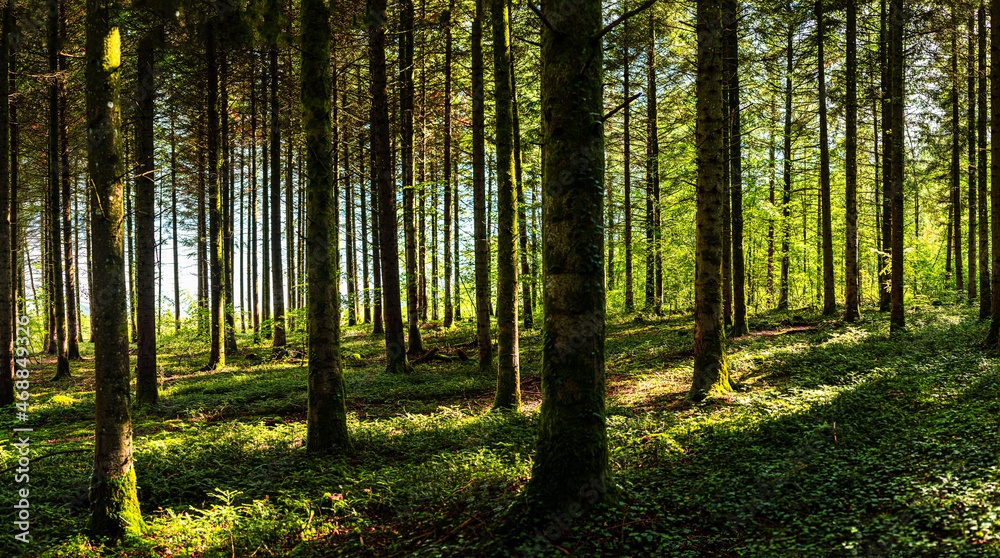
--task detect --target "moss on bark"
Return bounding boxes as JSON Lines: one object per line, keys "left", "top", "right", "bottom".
{"left": 88, "top": 466, "right": 144, "bottom": 540}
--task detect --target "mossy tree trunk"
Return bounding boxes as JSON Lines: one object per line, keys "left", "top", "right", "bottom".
{"left": 519, "top": 0, "right": 611, "bottom": 527}
{"left": 473, "top": 0, "right": 491, "bottom": 374}
{"left": 370, "top": 0, "right": 412, "bottom": 374}
{"left": 844, "top": 0, "right": 860, "bottom": 323}
{"left": 86, "top": 0, "right": 144, "bottom": 539}
{"left": 303, "top": 0, "right": 351, "bottom": 454}
{"left": 134, "top": 12, "right": 159, "bottom": 405}
{"left": 491, "top": 0, "right": 520, "bottom": 412}
{"left": 206, "top": 19, "right": 225, "bottom": 370}
{"left": 691, "top": 0, "right": 732, "bottom": 402}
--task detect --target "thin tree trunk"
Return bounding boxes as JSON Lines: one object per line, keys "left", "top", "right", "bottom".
{"left": 779, "top": 26, "right": 792, "bottom": 311}
{"left": 134, "top": 20, "right": 158, "bottom": 404}
{"left": 492, "top": 0, "right": 520, "bottom": 411}
{"left": 979, "top": 3, "right": 990, "bottom": 318}
{"left": 207, "top": 20, "right": 225, "bottom": 369}
{"left": 402, "top": 0, "right": 422, "bottom": 354}
{"left": 844, "top": 0, "right": 860, "bottom": 322}
{"left": 649, "top": 9, "right": 662, "bottom": 314}
{"left": 726, "top": 0, "right": 746, "bottom": 332}
{"left": 951, "top": 10, "right": 963, "bottom": 294}
{"left": 269, "top": 47, "right": 286, "bottom": 348}
{"left": 968, "top": 14, "right": 978, "bottom": 303}
{"left": 0, "top": 4, "right": 13, "bottom": 405}
{"left": 222, "top": 50, "right": 236, "bottom": 351}
{"left": 888, "top": 0, "right": 905, "bottom": 333}
{"left": 879, "top": 0, "right": 892, "bottom": 312}
{"left": 371, "top": 0, "right": 411, "bottom": 373}
{"left": 816, "top": 0, "right": 834, "bottom": 316}
{"left": 60, "top": 6, "right": 79, "bottom": 360}
{"left": 473, "top": 0, "right": 490, "bottom": 372}
{"left": 443, "top": 0, "right": 454, "bottom": 328}
{"left": 623, "top": 7, "right": 634, "bottom": 314}
{"left": 48, "top": 0, "right": 69, "bottom": 379}
{"left": 262, "top": 51, "right": 272, "bottom": 338}
{"left": 512, "top": 30, "right": 531, "bottom": 330}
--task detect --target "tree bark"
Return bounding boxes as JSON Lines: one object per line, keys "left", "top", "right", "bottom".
{"left": 623, "top": 11, "right": 634, "bottom": 314}
{"left": 86, "top": 0, "right": 144, "bottom": 538}
{"left": 0, "top": 4, "right": 12, "bottom": 405}
{"left": 888, "top": 0, "right": 905, "bottom": 333}
{"left": 968, "top": 14, "right": 977, "bottom": 303}
{"left": 778, "top": 26, "right": 792, "bottom": 311}
{"left": 879, "top": 0, "right": 892, "bottom": 312}
{"left": 725, "top": 0, "right": 746, "bottom": 332}
{"left": 844, "top": 0, "right": 860, "bottom": 322}
{"left": 304, "top": 0, "right": 351, "bottom": 453}
{"left": 520, "top": 0, "right": 611, "bottom": 525}
{"left": 269, "top": 46, "right": 286, "bottom": 348}
{"left": 49, "top": 0, "right": 69, "bottom": 379}
{"left": 401, "top": 0, "right": 423, "bottom": 355}
{"left": 979, "top": 3, "right": 990, "bottom": 318}
{"left": 473, "top": 0, "right": 491, "bottom": 373}
{"left": 207, "top": 20, "right": 225, "bottom": 369}
{"left": 951, "top": 9, "right": 963, "bottom": 294}
{"left": 443, "top": 0, "right": 454, "bottom": 328}
{"left": 134, "top": 18, "right": 158, "bottom": 404}
{"left": 691, "top": 0, "right": 732, "bottom": 401}
{"left": 816, "top": 0, "right": 834, "bottom": 316}
{"left": 492, "top": 0, "right": 520, "bottom": 412}
{"left": 370, "top": 0, "right": 412, "bottom": 373}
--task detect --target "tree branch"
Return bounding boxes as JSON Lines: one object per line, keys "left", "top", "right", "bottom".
{"left": 597, "top": 0, "right": 657, "bottom": 42}
{"left": 602, "top": 93, "right": 642, "bottom": 122}
{"left": 527, "top": 4, "right": 557, "bottom": 35}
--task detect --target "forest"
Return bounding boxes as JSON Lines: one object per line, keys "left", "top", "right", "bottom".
{"left": 0, "top": 0, "right": 999, "bottom": 556}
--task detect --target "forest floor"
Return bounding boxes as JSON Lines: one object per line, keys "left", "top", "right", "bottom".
{"left": 2, "top": 302, "right": 1000, "bottom": 557}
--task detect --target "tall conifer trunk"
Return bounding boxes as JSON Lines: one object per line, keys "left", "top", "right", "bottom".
{"left": 135, "top": 16, "right": 158, "bottom": 404}
{"left": 473, "top": 0, "right": 490, "bottom": 372}
{"left": 816, "top": 0, "right": 834, "bottom": 316}
{"left": 86, "top": 0, "right": 144, "bottom": 537}
{"left": 844, "top": 0, "right": 860, "bottom": 322}
{"left": 978, "top": 3, "right": 990, "bottom": 318}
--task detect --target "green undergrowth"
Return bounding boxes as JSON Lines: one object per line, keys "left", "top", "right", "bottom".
{"left": 1, "top": 305, "right": 999, "bottom": 557}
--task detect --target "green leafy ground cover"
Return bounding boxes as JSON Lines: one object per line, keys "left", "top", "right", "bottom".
{"left": 1, "top": 304, "right": 999, "bottom": 557}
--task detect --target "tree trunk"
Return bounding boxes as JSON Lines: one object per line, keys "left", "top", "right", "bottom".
{"left": 370, "top": 0, "right": 411, "bottom": 373}
{"left": 951, "top": 11, "right": 963, "bottom": 294}
{"left": 520, "top": 0, "right": 611, "bottom": 525}
{"left": 888, "top": 0, "right": 905, "bottom": 333}
{"left": 968, "top": 14, "right": 977, "bottom": 303}
{"left": 778, "top": 26, "right": 792, "bottom": 311}
{"left": 816, "top": 0, "right": 834, "bottom": 316}
{"left": 844, "top": 0, "right": 860, "bottom": 322}
{"left": 85, "top": 0, "right": 144, "bottom": 537}
{"left": 222, "top": 50, "right": 236, "bottom": 351}
{"left": 135, "top": 21, "right": 158, "bottom": 404}
{"left": 60, "top": 5, "right": 79, "bottom": 360}
{"left": 304, "top": 1, "right": 351, "bottom": 453}
{"left": 726, "top": 0, "right": 746, "bottom": 332}
{"left": 345, "top": 109, "right": 357, "bottom": 327}
{"left": 371, "top": 104, "right": 384, "bottom": 335}
{"left": 979, "top": 3, "right": 990, "bottom": 318}
{"left": 49, "top": 0, "right": 69, "bottom": 379}
{"left": 649, "top": 9, "right": 662, "bottom": 314}
{"left": 623, "top": 13, "right": 634, "bottom": 314}
{"left": 207, "top": 20, "right": 225, "bottom": 369}
{"left": 269, "top": 47, "right": 286, "bottom": 348}
{"left": 401, "top": 0, "right": 423, "bottom": 355}
{"left": 251, "top": 61, "right": 260, "bottom": 337}
{"left": 443, "top": 0, "right": 454, "bottom": 328}
{"left": 198, "top": 136, "right": 208, "bottom": 333}
{"left": 171, "top": 114, "right": 180, "bottom": 331}
{"left": 879, "top": 0, "right": 892, "bottom": 312}
{"left": 991, "top": 0, "right": 1000, "bottom": 344}
{"left": 473, "top": 0, "right": 491, "bottom": 373}
{"left": 692, "top": 0, "right": 732, "bottom": 401}
{"left": 767, "top": 97, "right": 775, "bottom": 306}
{"left": 512, "top": 28, "right": 532, "bottom": 330}
{"left": 492, "top": 0, "right": 520, "bottom": 412}
{"left": 262, "top": 51, "right": 272, "bottom": 338}
{"left": 0, "top": 4, "right": 12, "bottom": 405}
